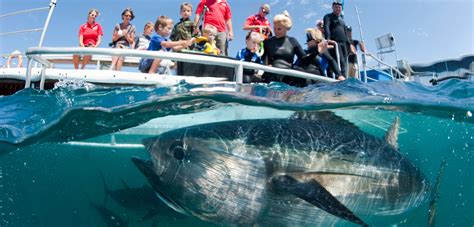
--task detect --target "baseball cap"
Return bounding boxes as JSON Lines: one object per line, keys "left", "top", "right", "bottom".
{"left": 346, "top": 25, "right": 352, "bottom": 31}
{"left": 333, "top": 0, "right": 343, "bottom": 6}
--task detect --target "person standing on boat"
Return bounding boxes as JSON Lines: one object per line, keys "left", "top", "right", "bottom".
{"left": 110, "top": 8, "right": 136, "bottom": 71}
{"left": 73, "top": 9, "right": 103, "bottom": 70}
{"left": 323, "top": 0, "right": 348, "bottom": 79}
{"left": 243, "top": 4, "right": 273, "bottom": 40}
{"left": 262, "top": 11, "right": 306, "bottom": 87}
{"left": 193, "top": 0, "right": 233, "bottom": 56}
{"left": 170, "top": 2, "right": 195, "bottom": 43}
{"left": 346, "top": 25, "right": 366, "bottom": 78}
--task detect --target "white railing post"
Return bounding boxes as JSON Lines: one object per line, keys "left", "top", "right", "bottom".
{"left": 39, "top": 66, "right": 46, "bottom": 90}
{"left": 25, "top": 57, "right": 34, "bottom": 88}
{"left": 38, "top": 0, "right": 57, "bottom": 48}
{"left": 235, "top": 62, "right": 243, "bottom": 83}
{"left": 334, "top": 42, "right": 340, "bottom": 79}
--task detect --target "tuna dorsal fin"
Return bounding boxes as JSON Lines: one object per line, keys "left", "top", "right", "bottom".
{"left": 384, "top": 117, "right": 400, "bottom": 149}
{"left": 271, "top": 175, "right": 368, "bottom": 227}
{"left": 290, "top": 111, "right": 360, "bottom": 130}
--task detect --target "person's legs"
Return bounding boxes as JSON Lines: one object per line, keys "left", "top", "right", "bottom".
{"left": 73, "top": 55, "right": 80, "bottom": 69}
{"left": 81, "top": 55, "right": 92, "bottom": 69}
{"left": 115, "top": 57, "right": 124, "bottom": 71}
{"left": 215, "top": 32, "right": 227, "bottom": 56}
{"left": 110, "top": 56, "right": 119, "bottom": 70}
{"left": 148, "top": 58, "right": 162, "bottom": 74}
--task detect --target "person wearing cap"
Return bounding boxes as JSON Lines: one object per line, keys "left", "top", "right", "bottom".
{"left": 346, "top": 25, "right": 366, "bottom": 78}
{"left": 298, "top": 28, "right": 344, "bottom": 81}
{"left": 6, "top": 50, "right": 23, "bottom": 68}
{"left": 323, "top": 0, "right": 348, "bottom": 78}
{"left": 243, "top": 4, "right": 273, "bottom": 40}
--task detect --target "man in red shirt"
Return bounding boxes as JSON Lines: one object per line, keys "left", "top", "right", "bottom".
{"left": 194, "top": 0, "right": 233, "bottom": 56}
{"left": 243, "top": 4, "right": 272, "bottom": 40}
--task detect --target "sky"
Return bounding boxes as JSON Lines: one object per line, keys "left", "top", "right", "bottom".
{"left": 0, "top": 0, "right": 473, "bottom": 67}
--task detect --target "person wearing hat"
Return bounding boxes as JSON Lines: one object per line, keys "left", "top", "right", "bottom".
{"left": 298, "top": 28, "right": 344, "bottom": 80}
{"left": 323, "top": 0, "right": 349, "bottom": 78}
{"left": 346, "top": 25, "right": 366, "bottom": 78}
{"left": 243, "top": 3, "right": 273, "bottom": 40}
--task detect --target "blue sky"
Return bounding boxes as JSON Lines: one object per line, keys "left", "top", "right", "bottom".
{"left": 0, "top": 0, "right": 473, "bottom": 66}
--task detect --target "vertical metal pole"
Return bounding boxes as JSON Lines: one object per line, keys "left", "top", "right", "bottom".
{"left": 37, "top": 0, "right": 57, "bottom": 48}
{"left": 34, "top": 0, "right": 57, "bottom": 68}
{"left": 25, "top": 58, "right": 34, "bottom": 88}
{"left": 355, "top": 6, "right": 367, "bottom": 83}
{"left": 334, "top": 42, "right": 340, "bottom": 79}
{"left": 235, "top": 63, "right": 243, "bottom": 84}
{"left": 39, "top": 66, "right": 46, "bottom": 90}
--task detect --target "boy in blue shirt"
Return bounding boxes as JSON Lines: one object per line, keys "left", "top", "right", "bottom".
{"left": 235, "top": 31, "right": 264, "bottom": 82}
{"left": 139, "top": 16, "right": 194, "bottom": 74}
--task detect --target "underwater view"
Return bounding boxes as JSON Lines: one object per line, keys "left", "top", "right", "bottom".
{"left": 0, "top": 79, "right": 473, "bottom": 226}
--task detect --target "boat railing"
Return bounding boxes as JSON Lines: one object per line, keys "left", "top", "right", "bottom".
{"left": 362, "top": 52, "right": 406, "bottom": 81}
{"left": 24, "top": 46, "right": 337, "bottom": 89}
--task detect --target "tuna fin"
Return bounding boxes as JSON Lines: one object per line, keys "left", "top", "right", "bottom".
{"left": 131, "top": 156, "right": 188, "bottom": 216}
{"left": 271, "top": 175, "right": 368, "bottom": 227}
{"left": 384, "top": 117, "right": 400, "bottom": 149}
{"left": 428, "top": 160, "right": 446, "bottom": 227}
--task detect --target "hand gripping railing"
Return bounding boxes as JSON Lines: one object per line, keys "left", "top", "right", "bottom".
{"left": 24, "top": 47, "right": 337, "bottom": 88}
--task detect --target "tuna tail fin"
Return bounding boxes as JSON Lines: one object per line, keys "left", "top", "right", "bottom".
{"left": 385, "top": 116, "right": 400, "bottom": 149}
{"left": 271, "top": 175, "right": 369, "bottom": 227}
{"left": 428, "top": 160, "right": 447, "bottom": 227}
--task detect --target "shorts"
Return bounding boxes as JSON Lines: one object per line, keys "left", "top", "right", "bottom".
{"left": 139, "top": 58, "right": 153, "bottom": 73}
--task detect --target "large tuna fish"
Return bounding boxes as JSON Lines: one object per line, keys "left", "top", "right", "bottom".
{"left": 132, "top": 111, "right": 431, "bottom": 226}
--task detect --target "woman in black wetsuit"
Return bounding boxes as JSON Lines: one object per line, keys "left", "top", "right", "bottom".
{"left": 262, "top": 11, "right": 306, "bottom": 87}
{"left": 299, "top": 28, "right": 345, "bottom": 81}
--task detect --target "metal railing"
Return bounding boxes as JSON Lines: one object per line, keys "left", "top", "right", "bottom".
{"left": 24, "top": 46, "right": 337, "bottom": 89}
{"left": 362, "top": 52, "right": 406, "bottom": 81}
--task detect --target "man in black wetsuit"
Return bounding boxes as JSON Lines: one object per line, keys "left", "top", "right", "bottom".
{"left": 323, "top": 0, "right": 348, "bottom": 79}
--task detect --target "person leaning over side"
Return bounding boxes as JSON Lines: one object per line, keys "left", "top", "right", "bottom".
{"left": 236, "top": 31, "right": 264, "bottom": 83}
{"left": 243, "top": 3, "right": 273, "bottom": 40}
{"left": 193, "top": 0, "right": 233, "bottom": 56}
{"left": 73, "top": 9, "right": 103, "bottom": 70}
{"left": 262, "top": 11, "right": 306, "bottom": 87}
{"left": 138, "top": 16, "right": 194, "bottom": 74}
{"left": 323, "top": 0, "right": 348, "bottom": 78}
{"left": 110, "top": 8, "right": 136, "bottom": 71}
{"left": 298, "top": 28, "right": 345, "bottom": 81}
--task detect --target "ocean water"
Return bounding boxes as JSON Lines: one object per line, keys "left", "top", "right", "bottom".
{"left": 0, "top": 79, "right": 473, "bottom": 226}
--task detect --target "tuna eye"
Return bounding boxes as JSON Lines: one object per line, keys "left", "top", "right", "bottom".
{"left": 173, "top": 146, "right": 185, "bottom": 161}
{"left": 169, "top": 141, "right": 185, "bottom": 161}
